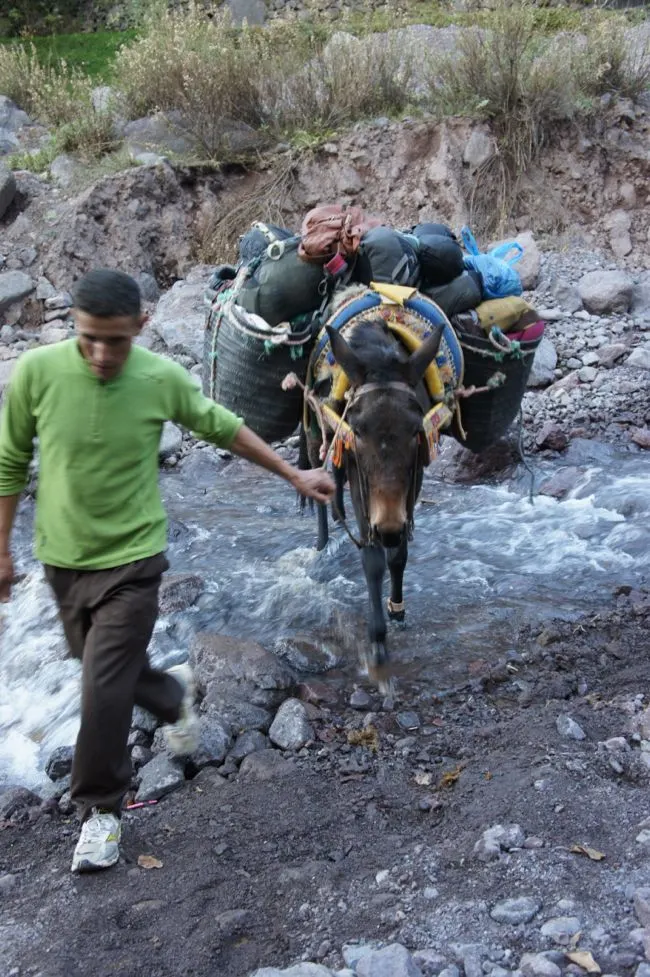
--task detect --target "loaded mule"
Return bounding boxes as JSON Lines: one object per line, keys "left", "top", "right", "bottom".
{"left": 299, "top": 284, "right": 464, "bottom": 687}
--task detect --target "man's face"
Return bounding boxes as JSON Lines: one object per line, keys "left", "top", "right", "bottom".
{"left": 74, "top": 310, "right": 146, "bottom": 382}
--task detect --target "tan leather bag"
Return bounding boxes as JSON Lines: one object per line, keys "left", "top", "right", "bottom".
{"left": 298, "top": 204, "right": 382, "bottom": 263}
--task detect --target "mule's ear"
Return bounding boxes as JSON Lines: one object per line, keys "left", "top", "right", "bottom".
{"left": 326, "top": 325, "right": 365, "bottom": 387}
{"left": 408, "top": 324, "right": 444, "bottom": 388}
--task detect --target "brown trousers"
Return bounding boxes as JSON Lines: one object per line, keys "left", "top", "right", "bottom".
{"left": 44, "top": 553, "right": 184, "bottom": 822}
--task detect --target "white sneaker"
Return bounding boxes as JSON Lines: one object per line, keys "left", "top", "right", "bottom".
{"left": 71, "top": 809, "right": 121, "bottom": 873}
{"left": 163, "top": 662, "right": 200, "bottom": 756}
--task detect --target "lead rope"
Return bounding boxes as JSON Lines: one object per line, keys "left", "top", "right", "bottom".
{"left": 516, "top": 406, "right": 536, "bottom": 505}
{"left": 283, "top": 371, "right": 365, "bottom": 549}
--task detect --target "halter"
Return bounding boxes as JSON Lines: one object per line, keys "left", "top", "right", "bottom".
{"left": 319, "top": 379, "right": 453, "bottom": 549}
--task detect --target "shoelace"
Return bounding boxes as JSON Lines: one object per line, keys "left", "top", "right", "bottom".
{"left": 81, "top": 813, "right": 119, "bottom": 840}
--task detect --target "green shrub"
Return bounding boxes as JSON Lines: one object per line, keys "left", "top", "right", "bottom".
{"left": 578, "top": 15, "right": 650, "bottom": 100}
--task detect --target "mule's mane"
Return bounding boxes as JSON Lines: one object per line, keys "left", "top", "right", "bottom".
{"left": 348, "top": 317, "right": 408, "bottom": 383}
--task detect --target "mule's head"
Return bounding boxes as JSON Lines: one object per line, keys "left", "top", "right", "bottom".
{"left": 326, "top": 318, "right": 443, "bottom": 547}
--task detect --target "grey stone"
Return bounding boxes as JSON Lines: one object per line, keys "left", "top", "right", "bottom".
{"left": 438, "top": 968, "right": 461, "bottom": 977}
{"left": 412, "top": 950, "right": 449, "bottom": 976}
{"left": 634, "top": 889, "right": 650, "bottom": 928}
{"left": 228, "top": 729, "right": 269, "bottom": 762}
{"left": 626, "top": 346, "right": 650, "bottom": 371}
{"left": 513, "top": 230, "right": 541, "bottom": 290}
{"left": 191, "top": 632, "right": 294, "bottom": 693}
{"left": 474, "top": 823, "right": 526, "bottom": 860}
{"left": 149, "top": 277, "right": 209, "bottom": 361}
{"left": 39, "top": 325, "right": 69, "bottom": 345}
{"left": 0, "top": 127, "right": 19, "bottom": 154}
{"left": 552, "top": 281, "right": 582, "bottom": 314}
{"left": 578, "top": 270, "right": 634, "bottom": 315}
{"left": 0, "top": 164, "right": 16, "bottom": 220}
{"left": 350, "top": 688, "right": 373, "bottom": 709}
{"left": 36, "top": 775, "right": 71, "bottom": 803}
{"left": 135, "top": 753, "right": 185, "bottom": 801}
{"left": 132, "top": 705, "right": 159, "bottom": 735}
{"left": 581, "top": 351, "right": 599, "bottom": 367}
{"left": 239, "top": 749, "right": 294, "bottom": 780}
{"left": 0, "top": 324, "right": 14, "bottom": 344}
{"left": 528, "top": 337, "right": 558, "bottom": 387}
{"left": 343, "top": 944, "right": 382, "bottom": 969}
{"left": 540, "top": 916, "right": 582, "bottom": 944}
{"left": 45, "top": 745, "right": 74, "bottom": 781}
{"left": 578, "top": 366, "right": 597, "bottom": 383}
{"left": 131, "top": 745, "right": 153, "bottom": 769}
{"left": 189, "top": 709, "right": 232, "bottom": 769}
{"left": 519, "top": 954, "right": 561, "bottom": 977}
{"left": 250, "top": 966, "right": 333, "bottom": 977}
{"left": 227, "top": 0, "right": 267, "bottom": 25}
{"left": 0, "top": 873, "right": 17, "bottom": 895}
{"left": 202, "top": 686, "right": 273, "bottom": 733}
{"left": 463, "top": 127, "right": 496, "bottom": 171}
{"left": 44, "top": 292, "right": 72, "bottom": 310}
{"left": 631, "top": 282, "right": 650, "bottom": 316}
{"left": 0, "top": 271, "right": 34, "bottom": 314}
{"left": 0, "top": 96, "right": 31, "bottom": 132}
{"left": 159, "top": 421, "right": 183, "bottom": 460}
{"left": 91, "top": 86, "right": 115, "bottom": 113}
{"left": 35, "top": 279, "right": 56, "bottom": 301}
{"left": 556, "top": 715, "right": 587, "bottom": 740}
{"left": 273, "top": 636, "right": 342, "bottom": 674}
{"left": 397, "top": 711, "right": 421, "bottom": 730}
{"left": 158, "top": 573, "right": 204, "bottom": 614}
{"left": 357, "top": 943, "right": 423, "bottom": 977}
{"left": 462, "top": 949, "right": 483, "bottom": 977}
{"left": 269, "top": 698, "right": 313, "bottom": 750}
{"left": 49, "top": 154, "right": 81, "bottom": 189}
{"left": 636, "top": 967, "right": 650, "bottom": 977}
{"left": 0, "top": 785, "right": 42, "bottom": 820}
{"left": 134, "top": 271, "right": 160, "bottom": 303}
{"left": 0, "top": 358, "right": 16, "bottom": 398}
{"left": 123, "top": 112, "right": 199, "bottom": 157}
{"left": 597, "top": 344, "right": 627, "bottom": 368}
{"left": 133, "top": 151, "right": 168, "bottom": 166}
{"left": 490, "top": 896, "right": 542, "bottom": 925}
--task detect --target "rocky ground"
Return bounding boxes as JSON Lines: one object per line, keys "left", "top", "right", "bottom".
{"left": 1, "top": 67, "right": 650, "bottom": 977}
{"left": 2, "top": 591, "right": 650, "bottom": 977}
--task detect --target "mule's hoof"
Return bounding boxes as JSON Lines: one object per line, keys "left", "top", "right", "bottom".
{"left": 360, "top": 643, "right": 393, "bottom": 693}
{"left": 387, "top": 598, "right": 405, "bottom": 622}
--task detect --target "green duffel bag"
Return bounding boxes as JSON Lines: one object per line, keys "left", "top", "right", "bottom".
{"left": 237, "top": 239, "right": 326, "bottom": 327}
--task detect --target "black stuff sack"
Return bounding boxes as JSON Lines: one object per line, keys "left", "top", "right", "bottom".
{"left": 410, "top": 221, "right": 457, "bottom": 241}
{"left": 423, "top": 270, "right": 483, "bottom": 318}
{"left": 236, "top": 239, "right": 325, "bottom": 326}
{"left": 354, "top": 227, "right": 420, "bottom": 287}
{"left": 238, "top": 222, "right": 295, "bottom": 267}
{"left": 415, "top": 233, "right": 465, "bottom": 288}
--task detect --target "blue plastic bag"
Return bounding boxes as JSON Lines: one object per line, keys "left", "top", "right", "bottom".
{"left": 460, "top": 225, "right": 523, "bottom": 300}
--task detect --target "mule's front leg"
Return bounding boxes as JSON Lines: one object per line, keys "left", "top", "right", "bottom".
{"left": 386, "top": 536, "right": 408, "bottom": 623}
{"left": 332, "top": 465, "right": 346, "bottom": 524}
{"left": 316, "top": 502, "right": 329, "bottom": 551}
{"left": 361, "top": 543, "right": 389, "bottom": 676}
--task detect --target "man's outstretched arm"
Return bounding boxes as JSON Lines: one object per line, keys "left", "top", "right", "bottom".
{"left": 0, "top": 357, "right": 37, "bottom": 600}
{"left": 229, "top": 424, "right": 334, "bottom": 503}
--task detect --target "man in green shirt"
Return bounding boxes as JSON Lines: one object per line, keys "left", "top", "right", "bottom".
{"left": 0, "top": 268, "right": 334, "bottom": 874}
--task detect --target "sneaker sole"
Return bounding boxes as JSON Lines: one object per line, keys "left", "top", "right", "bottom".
{"left": 71, "top": 851, "right": 120, "bottom": 874}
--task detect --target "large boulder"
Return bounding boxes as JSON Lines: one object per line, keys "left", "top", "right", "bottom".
{"left": 578, "top": 270, "right": 634, "bottom": 314}
{"left": 122, "top": 112, "right": 200, "bottom": 157}
{"left": 148, "top": 277, "right": 208, "bottom": 362}
{"left": 527, "top": 335, "right": 558, "bottom": 387}
{"left": 0, "top": 271, "right": 35, "bottom": 314}
{"left": 0, "top": 96, "right": 31, "bottom": 133}
{"left": 0, "top": 164, "right": 17, "bottom": 220}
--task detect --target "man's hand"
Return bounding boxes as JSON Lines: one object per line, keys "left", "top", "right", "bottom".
{"left": 0, "top": 552, "right": 14, "bottom": 602}
{"left": 290, "top": 468, "right": 335, "bottom": 505}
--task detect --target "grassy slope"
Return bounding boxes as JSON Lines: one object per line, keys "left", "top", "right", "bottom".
{"left": 0, "top": 29, "right": 136, "bottom": 80}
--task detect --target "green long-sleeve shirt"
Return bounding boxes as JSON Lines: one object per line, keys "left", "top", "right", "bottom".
{"left": 0, "top": 339, "right": 243, "bottom": 570}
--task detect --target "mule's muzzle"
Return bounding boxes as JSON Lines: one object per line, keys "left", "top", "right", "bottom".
{"left": 374, "top": 526, "right": 405, "bottom": 549}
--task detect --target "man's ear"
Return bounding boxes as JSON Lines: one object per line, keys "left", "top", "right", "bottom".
{"left": 136, "top": 313, "right": 149, "bottom": 334}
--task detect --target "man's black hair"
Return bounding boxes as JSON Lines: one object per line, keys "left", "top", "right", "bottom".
{"left": 72, "top": 269, "right": 142, "bottom": 318}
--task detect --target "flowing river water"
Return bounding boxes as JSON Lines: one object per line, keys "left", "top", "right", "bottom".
{"left": 0, "top": 438, "right": 648, "bottom": 791}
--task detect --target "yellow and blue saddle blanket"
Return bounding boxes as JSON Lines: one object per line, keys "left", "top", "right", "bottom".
{"left": 306, "top": 283, "right": 465, "bottom": 463}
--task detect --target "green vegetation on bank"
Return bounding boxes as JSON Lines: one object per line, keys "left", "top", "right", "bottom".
{"left": 0, "top": 30, "right": 138, "bottom": 78}
{"left": 0, "top": 0, "right": 648, "bottom": 236}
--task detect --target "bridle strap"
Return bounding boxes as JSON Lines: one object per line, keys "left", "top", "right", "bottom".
{"left": 346, "top": 380, "right": 420, "bottom": 407}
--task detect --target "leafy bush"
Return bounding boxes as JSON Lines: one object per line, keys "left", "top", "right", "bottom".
{"left": 578, "top": 15, "right": 650, "bottom": 100}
